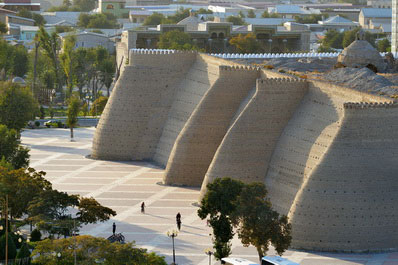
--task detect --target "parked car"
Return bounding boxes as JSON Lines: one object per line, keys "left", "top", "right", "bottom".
{"left": 262, "top": 256, "right": 299, "bottom": 265}
{"left": 44, "top": 120, "right": 67, "bottom": 128}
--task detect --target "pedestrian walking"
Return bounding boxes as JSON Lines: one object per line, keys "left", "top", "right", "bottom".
{"left": 176, "top": 212, "right": 181, "bottom": 231}
{"left": 141, "top": 202, "right": 145, "bottom": 214}
{"left": 112, "top": 222, "right": 116, "bottom": 235}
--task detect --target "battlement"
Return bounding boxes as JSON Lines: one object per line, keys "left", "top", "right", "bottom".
{"left": 130, "top": 49, "right": 198, "bottom": 55}
{"left": 219, "top": 65, "right": 260, "bottom": 71}
{"left": 257, "top": 77, "right": 306, "bottom": 85}
{"left": 343, "top": 101, "right": 397, "bottom": 109}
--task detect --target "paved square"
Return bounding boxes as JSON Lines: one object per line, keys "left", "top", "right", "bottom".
{"left": 22, "top": 128, "right": 398, "bottom": 265}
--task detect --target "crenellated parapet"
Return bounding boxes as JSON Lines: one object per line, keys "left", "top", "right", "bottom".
{"left": 128, "top": 49, "right": 197, "bottom": 68}
{"left": 343, "top": 101, "right": 397, "bottom": 109}
{"left": 218, "top": 65, "right": 261, "bottom": 71}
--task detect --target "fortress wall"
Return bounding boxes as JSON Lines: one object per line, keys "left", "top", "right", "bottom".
{"left": 289, "top": 103, "right": 398, "bottom": 251}
{"left": 200, "top": 78, "right": 308, "bottom": 197}
{"left": 153, "top": 55, "right": 228, "bottom": 166}
{"left": 163, "top": 65, "right": 260, "bottom": 186}
{"left": 91, "top": 51, "right": 196, "bottom": 160}
{"left": 264, "top": 80, "right": 395, "bottom": 251}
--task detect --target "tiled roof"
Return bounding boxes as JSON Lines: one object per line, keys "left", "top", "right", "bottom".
{"left": 361, "top": 8, "right": 391, "bottom": 18}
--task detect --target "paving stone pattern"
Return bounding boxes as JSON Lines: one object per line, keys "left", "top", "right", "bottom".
{"left": 21, "top": 128, "right": 398, "bottom": 265}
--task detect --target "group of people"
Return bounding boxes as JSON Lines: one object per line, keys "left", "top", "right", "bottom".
{"left": 112, "top": 202, "right": 183, "bottom": 235}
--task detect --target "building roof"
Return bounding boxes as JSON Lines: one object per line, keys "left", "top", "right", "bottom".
{"left": 360, "top": 8, "right": 391, "bottom": 18}
{"left": 177, "top": 15, "right": 200, "bottom": 31}
{"left": 274, "top": 5, "right": 303, "bottom": 14}
{"left": 129, "top": 10, "right": 153, "bottom": 16}
{"left": 319, "top": 15, "right": 356, "bottom": 25}
{"left": 41, "top": 12, "right": 82, "bottom": 26}
{"left": 20, "top": 25, "right": 39, "bottom": 31}
{"left": 245, "top": 18, "right": 294, "bottom": 25}
{"left": 7, "top": 14, "right": 35, "bottom": 22}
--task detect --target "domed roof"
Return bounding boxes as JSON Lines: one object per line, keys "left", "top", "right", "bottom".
{"left": 177, "top": 15, "right": 200, "bottom": 31}
{"left": 337, "top": 40, "right": 387, "bottom": 72}
{"left": 12, "top": 76, "right": 26, "bottom": 85}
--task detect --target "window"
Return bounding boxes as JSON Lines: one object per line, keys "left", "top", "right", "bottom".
{"left": 133, "top": 18, "right": 137, "bottom": 23}
{"left": 106, "top": 4, "right": 114, "bottom": 9}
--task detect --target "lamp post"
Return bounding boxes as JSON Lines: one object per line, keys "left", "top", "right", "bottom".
{"left": 57, "top": 252, "right": 61, "bottom": 264}
{"left": 204, "top": 248, "right": 213, "bottom": 265}
{"left": 167, "top": 230, "right": 178, "bottom": 265}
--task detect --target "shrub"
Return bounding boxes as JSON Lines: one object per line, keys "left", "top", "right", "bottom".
{"left": 39, "top": 106, "right": 45, "bottom": 119}
{"left": 263, "top": 65, "right": 274, "bottom": 69}
{"left": 30, "top": 229, "right": 41, "bottom": 242}
{"left": 298, "top": 74, "right": 308, "bottom": 79}
{"left": 0, "top": 234, "right": 17, "bottom": 260}
{"left": 334, "top": 62, "right": 346, "bottom": 69}
{"left": 16, "top": 242, "right": 30, "bottom": 259}
{"left": 278, "top": 69, "right": 286, "bottom": 73}
{"left": 57, "top": 121, "right": 64, "bottom": 128}
{"left": 34, "top": 121, "right": 40, "bottom": 127}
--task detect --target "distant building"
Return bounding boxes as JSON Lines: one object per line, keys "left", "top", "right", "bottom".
{"left": 129, "top": 10, "right": 152, "bottom": 23}
{"left": 0, "top": 0, "right": 40, "bottom": 11}
{"left": 99, "top": 0, "right": 129, "bottom": 18}
{"left": 359, "top": 8, "right": 391, "bottom": 29}
{"left": 317, "top": 15, "right": 357, "bottom": 31}
{"left": 268, "top": 5, "right": 321, "bottom": 19}
{"left": 41, "top": 12, "right": 82, "bottom": 27}
{"left": 367, "top": 0, "right": 391, "bottom": 8}
{"left": 392, "top": 0, "right": 397, "bottom": 54}
{"left": 60, "top": 31, "right": 115, "bottom": 54}
{"left": 119, "top": 19, "right": 310, "bottom": 58}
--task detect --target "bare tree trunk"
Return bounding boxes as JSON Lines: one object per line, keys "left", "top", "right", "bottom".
{"left": 70, "top": 127, "right": 74, "bottom": 141}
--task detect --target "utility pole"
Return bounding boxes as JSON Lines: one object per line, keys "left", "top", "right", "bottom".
{"left": 5, "top": 195, "right": 8, "bottom": 265}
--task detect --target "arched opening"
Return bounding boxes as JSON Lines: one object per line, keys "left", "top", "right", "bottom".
{"left": 211, "top": 32, "right": 217, "bottom": 39}
{"left": 256, "top": 33, "right": 268, "bottom": 39}
{"left": 218, "top": 32, "right": 225, "bottom": 39}
{"left": 106, "top": 4, "right": 114, "bottom": 9}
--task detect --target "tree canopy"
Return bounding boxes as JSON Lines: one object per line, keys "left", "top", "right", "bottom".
{"left": 77, "top": 13, "right": 118, "bottom": 29}
{"left": 199, "top": 178, "right": 292, "bottom": 262}
{"left": 318, "top": 27, "right": 376, "bottom": 51}
{"left": 0, "top": 125, "right": 30, "bottom": 169}
{"left": 32, "top": 235, "right": 167, "bottom": 265}
{"left": 229, "top": 33, "right": 263, "bottom": 53}
{"left": 17, "top": 9, "right": 46, "bottom": 26}
{"left": 0, "top": 82, "right": 39, "bottom": 132}
{"left": 157, "top": 30, "right": 199, "bottom": 50}
{"left": 226, "top": 16, "right": 245, "bottom": 25}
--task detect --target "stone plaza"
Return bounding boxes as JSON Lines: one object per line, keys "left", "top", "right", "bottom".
{"left": 21, "top": 127, "right": 398, "bottom": 265}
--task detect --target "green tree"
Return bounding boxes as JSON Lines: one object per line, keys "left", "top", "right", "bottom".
{"left": 16, "top": 242, "right": 31, "bottom": 260}
{"left": 12, "top": 45, "right": 29, "bottom": 77}
{"left": 66, "top": 96, "right": 80, "bottom": 140}
{"left": 143, "top": 12, "right": 165, "bottom": 25}
{"left": 0, "top": 22, "right": 7, "bottom": 34}
{"left": 90, "top": 96, "right": 108, "bottom": 116}
{"left": 76, "top": 197, "right": 116, "bottom": 224}
{"left": 377, "top": 38, "right": 390, "bottom": 52}
{"left": 318, "top": 29, "right": 343, "bottom": 50}
{"left": 197, "top": 8, "right": 213, "bottom": 14}
{"left": 0, "top": 82, "right": 39, "bottom": 132}
{"left": 165, "top": 7, "right": 190, "bottom": 23}
{"left": 157, "top": 30, "right": 198, "bottom": 50}
{"left": 198, "top": 178, "right": 244, "bottom": 260}
{"left": 74, "top": 0, "right": 97, "bottom": 11}
{"left": 226, "top": 15, "right": 245, "bottom": 25}
{"left": 0, "top": 234, "right": 17, "bottom": 260}
{"left": 247, "top": 9, "right": 256, "bottom": 18}
{"left": 38, "top": 27, "right": 62, "bottom": 95}
{"left": 60, "top": 35, "right": 76, "bottom": 98}
{"left": 0, "top": 125, "right": 30, "bottom": 169}
{"left": 31, "top": 235, "right": 167, "bottom": 265}
{"left": 229, "top": 33, "right": 263, "bottom": 53}
{"left": 77, "top": 13, "right": 118, "bottom": 29}
{"left": 232, "top": 183, "right": 292, "bottom": 263}
{"left": 0, "top": 40, "right": 29, "bottom": 79}
{"left": 342, "top": 27, "right": 375, "bottom": 48}
{"left": 238, "top": 11, "right": 246, "bottom": 18}
{"left": 17, "top": 9, "right": 46, "bottom": 25}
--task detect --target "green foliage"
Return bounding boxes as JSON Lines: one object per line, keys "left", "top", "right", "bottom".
{"left": 0, "top": 125, "right": 30, "bottom": 169}
{"left": 143, "top": 12, "right": 165, "bottom": 26}
{"left": 229, "top": 33, "right": 263, "bottom": 53}
{"left": 238, "top": 11, "right": 246, "bottom": 18}
{"left": 197, "top": 8, "right": 213, "bottom": 14}
{"left": 199, "top": 178, "right": 292, "bottom": 262}
{"left": 0, "top": 22, "right": 7, "bottom": 34}
{"left": 60, "top": 35, "right": 76, "bottom": 98}
{"left": 30, "top": 229, "right": 41, "bottom": 242}
{"left": 31, "top": 235, "right": 167, "bottom": 265}
{"left": 261, "top": 11, "right": 281, "bottom": 18}
{"left": 17, "top": 9, "right": 46, "bottom": 26}
{"left": 76, "top": 197, "right": 116, "bottom": 224}
{"left": 90, "top": 96, "right": 108, "bottom": 116}
{"left": 377, "top": 38, "right": 390, "bottom": 52}
{"left": 0, "top": 40, "right": 29, "bottom": 78}
{"left": 16, "top": 242, "right": 31, "bottom": 259}
{"left": 295, "top": 14, "right": 327, "bottom": 24}
{"left": 66, "top": 96, "right": 80, "bottom": 139}
{"left": 198, "top": 178, "right": 244, "bottom": 260}
{"left": 247, "top": 9, "right": 256, "bottom": 18}
{"left": 157, "top": 30, "right": 199, "bottom": 50}
{"left": 165, "top": 8, "right": 190, "bottom": 24}
{"left": 232, "top": 183, "right": 292, "bottom": 262}
{"left": 48, "top": 0, "right": 95, "bottom": 11}
{"left": 226, "top": 16, "right": 245, "bottom": 25}
{"left": 319, "top": 28, "right": 376, "bottom": 51}
{"left": 0, "top": 234, "right": 17, "bottom": 260}
{"left": 55, "top": 25, "right": 74, "bottom": 33}
{"left": 39, "top": 105, "right": 45, "bottom": 119}
{"left": 78, "top": 13, "right": 118, "bottom": 29}
{"left": 0, "top": 82, "right": 39, "bottom": 132}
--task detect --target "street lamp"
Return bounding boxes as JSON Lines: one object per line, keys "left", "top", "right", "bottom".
{"left": 167, "top": 230, "right": 178, "bottom": 265}
{"left": 204, "top": 248, "right": 213, "bottom": 265}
